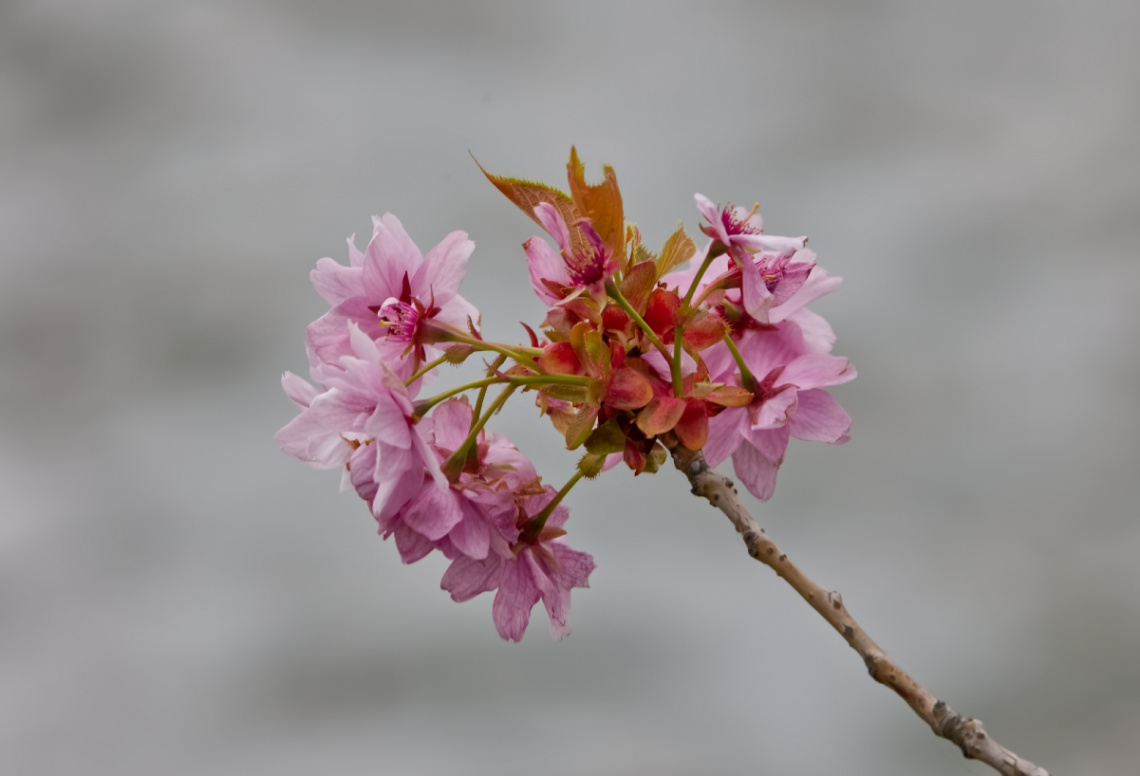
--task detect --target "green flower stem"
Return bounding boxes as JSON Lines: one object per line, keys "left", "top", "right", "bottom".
{"left": 415, "top": 376, "right": 502, "bottom": 417}
{"left": 416, "top": 373, "right": 592, "bottom": 419}
{"left": 431, "top": 325, "right": 544, "bottom": 366}
{"left": 605, "top": 278, "right": 675, "bottom": 357}
{"left": 682, "top": 242, "right": 726, "bottom": 308}
{"left": 405, "top": 354, "right": 449, "bottom": 386}
{"left": 670, "top": 325, "right": 685, "bottom": 398}
{"left": 521, "top": 469, "right": 586, "bottom": 540}
{"left": 723, "top": 334, "right": 758, "bottom": 393}
{"left": 471, "top": 354, "right": 507, "bottom": 427}
{"left": 442, "top": 383, "right": 518, "bottom": 478}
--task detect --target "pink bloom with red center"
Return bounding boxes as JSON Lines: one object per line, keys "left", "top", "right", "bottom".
{"left": 440, "top": 488, "right": 595, "bottom": 642}
{"left": 662, "top": 246, "right": 842, "bottom": 329}
{"left": 307, "top": 214, "right": 480, "bottom": 379}
{"left": 686, "top": 194, "right": 841, "bottom": 325}
{"left": 695, "top": 193, "right": 806, "bottom": 258}
{"left": 276, "top": 322, "right": 448, "bottom": 520}
{"left": 523, "top": 202, "right": 619, "bottom": 306}
{"left": 701, "top": 321, "right": 856, "bottom": 500}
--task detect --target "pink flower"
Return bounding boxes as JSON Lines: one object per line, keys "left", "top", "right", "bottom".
{"left": 440, "top": 488, "right": 595, "bottom": 642}
{"left": 701, "top": 320, "right": 856, "bottom": 500}
{"left": 523, "top": 202, "right": 619, "bottom": 307}
{"left": 276, "top": 322, "right": 448, "bottom": 520}
{"left": 695, "top": 193, "right": 806, "bottom": 259}
{"left": 675, "top": 195, "right": 842, "bottom": 326}
{"left": 379, "top": 399, "right": 537, "bottom": 564}
{"left": 307, "top": 214, "right": 480, "bottom": 379}
{"left": 663, "top": 245, "right": 842, "bottom": 329}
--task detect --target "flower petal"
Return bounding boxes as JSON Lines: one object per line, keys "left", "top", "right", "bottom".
{"left": 789, "top": 388, "right": 852, "bottom": 443}
{"left": 492, "top": 557, "right": 540, "bottom": 642}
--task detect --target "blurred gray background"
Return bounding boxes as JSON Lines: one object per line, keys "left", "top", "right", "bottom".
{"left": 3, "top": 1, "right": 1138, "bottom": 774}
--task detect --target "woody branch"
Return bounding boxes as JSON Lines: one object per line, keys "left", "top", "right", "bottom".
{"left": 665, "top": 436, "right": 1050, "bottom": 776}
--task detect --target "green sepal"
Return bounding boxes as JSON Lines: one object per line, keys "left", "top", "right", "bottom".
{"left": 584, "top": 418, "right": 627, "bottom": 455}
{"left": 577, "top": 452, "right": 608, "bottom": 479}
{"left": 564, "top": 405, "right": 600, "bottom": 450}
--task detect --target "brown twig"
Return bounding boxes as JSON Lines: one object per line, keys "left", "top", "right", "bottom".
{"left": 666, "top": 439, "right": 1050, "bottom": 776}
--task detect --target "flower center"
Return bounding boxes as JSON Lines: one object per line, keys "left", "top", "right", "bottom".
{"left": 720, "top": 204, "right": 762, "bottom": 238}
{"left": 377, "top": 297, "right": 420, "bottom": 342}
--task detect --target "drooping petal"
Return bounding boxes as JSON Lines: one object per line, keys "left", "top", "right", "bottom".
{"left": 702, "top": 407, "right": 746, "bottom": 467}
{"left": 448, "top": 498, "right": 492, "bottom": 560}
{"left": 392, "top": 523, "right": 437, "bottom": 564}
{"left": 492, "top": 557, "right": 540, "bottom": 642}
{"left": 731, "top": 439, "right": 782, "bottom": 501}
{"left": 441, "top": 554, "right": 502, "bottom": 602}
{"left": 401, "top": 483, "right": 463, "bottom": 541}
{"left": 789, "top": 388, "right": 852, "bottom": 443}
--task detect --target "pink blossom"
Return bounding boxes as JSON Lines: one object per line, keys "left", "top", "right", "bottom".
{"left": 307, "top": 214, "right": 480, "bottom": 379}
{"left": 669, "top": 195, "right": 843, "bottom": 326}
{"left": 276, "top": 322, "right": 447, "bottom": 520}
{"left": 378, "top": 399, "right": 536, "bottom": 564}
{"left": 440, "top": 489, "right": 595, "bottom": 642}
{"left": 522, "top": 202, "right": 619, "bottom": 307}
{"left": 702, "top": 321, "right": 855, "bottom": 500}
{"left": 663, "top": 246, "right": 842, "bottom": 329}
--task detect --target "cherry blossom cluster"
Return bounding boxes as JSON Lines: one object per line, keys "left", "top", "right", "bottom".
{"left": 277, "top": 149, "right": 854, "bottom": 641}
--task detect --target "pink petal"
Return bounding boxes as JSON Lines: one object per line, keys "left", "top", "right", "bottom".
{"left": 281, "top": 371, "right": 319, "bottom": 409}
{"left": 523, "top": 236, "right": 569, "bottom": 306}
{"left": 441, "top": 554, "right": 502, "bottom": 602}
{"left": 741, "top": 258, "right": 775, "bottom": 321}
{"left": 362, "top": 213, "right": 422, "bottom": 302}
{"left": 785, "top": 307, "right": 837, "bottom": 354}
{"left": 431, "top": 292, "right": 480, "bottom": 333}
{"left": 779, "top": 354, "right": 856, "bottom": 391}
{"left": 430, "top": 399, "right": 474, "bottom": 453}
{"left": 550, "top": 543, "right": 595, "bottom": 589}
{"left": 447, "top": 499, "right": 492, "bottom": 560}
{"left": 732, "top": 429, "right": 788, "bottom": 501}
{"left": 745, "top": 425, "right": 791, "bottom": 462}
{"left": 770, "top": 264, "right": 842, "bottom": 323}
{"left": 702, "top": 407, "right": 746, "bottom": 467}
{"left": 533, "top": 202, "right": 572, "bottom": 254}
{"left": 414, "top": 229, "right": 474, "bottom": 303}
{"left": 693, "top": 193, "right": 721, "bottom": 227}
{"left": 401, "top": 483, "right": 463, "bottom": 540}
{"left": 752, "top": 388, "right": 797, "bottom": 429}
{"left": 789, "top": 388, "right": 852, "bottom": 443}
{"left": 392, "top": 523, "right": 436, "bottom": 564}
{"left": 528, "top": 554, "right": 572, "bottom": 640}
{"left": 310, "top": 256, "right": 364, "bottom": 306}
{"left": 492, "top": 557, "right": 541, "bottom": 642}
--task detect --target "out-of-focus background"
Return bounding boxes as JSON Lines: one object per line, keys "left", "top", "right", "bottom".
{"left": 3, "top": 1, "right": 1138, "bottom": 774}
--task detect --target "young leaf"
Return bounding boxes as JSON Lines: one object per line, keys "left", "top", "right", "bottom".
{"left": 474, "top": 155, "right": 591, "bottom": 258}
{"left": 656, "top": 224, "right": 697, "bottom": 279}
{"left": 566, "top": 146, "right": 624, "bottom": 258}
